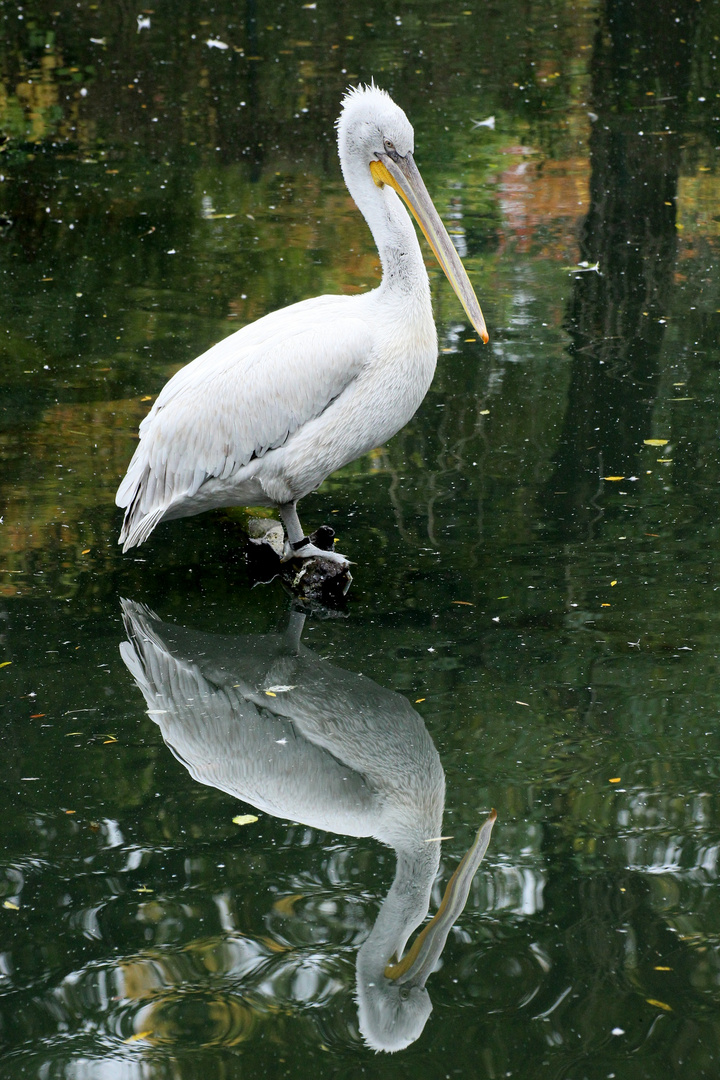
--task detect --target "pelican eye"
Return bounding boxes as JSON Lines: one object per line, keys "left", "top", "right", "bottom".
{"left": 383, "top": 138, "right": 401, "bottom": 162}
{"left": 399, "top": 986, "right": 411, "bottom": 1001}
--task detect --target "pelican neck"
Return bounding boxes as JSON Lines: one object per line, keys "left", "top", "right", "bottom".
{"left": 346, "top": 164, "right": 432, "bottom": 303}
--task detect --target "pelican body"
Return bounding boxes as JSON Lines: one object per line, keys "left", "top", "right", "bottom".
{"left": 120, "top": 600, "right": 496, "bottom": 1052}
{"left": 116, "top": 85, "right": 488, "bottom": 562}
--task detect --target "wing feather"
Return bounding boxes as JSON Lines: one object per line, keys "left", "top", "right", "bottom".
{"left": 117, "top": 297, "right": 374, "bottom": 534}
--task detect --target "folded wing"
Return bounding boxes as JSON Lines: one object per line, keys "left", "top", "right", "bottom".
{"left": 116, "top": 297, "right": 373, "bottom": 547}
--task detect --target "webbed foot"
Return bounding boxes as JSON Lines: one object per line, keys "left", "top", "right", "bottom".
{"left": 281, "top": 540, "right": 352, "bottom": 569}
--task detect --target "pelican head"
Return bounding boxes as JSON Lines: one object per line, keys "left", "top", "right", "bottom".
{"left": 337, "top": 83, "right": 416, "bottom": 173}
{"left": 356, "top": 975, "right": 433, "bottom": 1054}
{"left": 337, "top": 84, "right": 488, "bottom": 343}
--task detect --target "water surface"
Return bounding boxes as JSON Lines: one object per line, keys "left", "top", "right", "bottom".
{"left": 2, "top": 1, "right": 720, "bottom": 1077}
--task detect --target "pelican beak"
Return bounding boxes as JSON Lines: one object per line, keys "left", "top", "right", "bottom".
{"left": 384, "top": 809, "right": 497, "bottom": 988}
{"left": 370, "top": 152, "right": 489, "bottom": 344}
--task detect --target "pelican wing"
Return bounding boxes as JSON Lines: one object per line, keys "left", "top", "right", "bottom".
{"left": 116, "top": 297, "right": 373, "bottom": 527}
{"left": 120, "top": 601, "right": 378, "bottom": 829}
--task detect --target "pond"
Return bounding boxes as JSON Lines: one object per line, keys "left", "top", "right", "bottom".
{"left": 2, "top": 1, "right": 720, "bottom": 1077}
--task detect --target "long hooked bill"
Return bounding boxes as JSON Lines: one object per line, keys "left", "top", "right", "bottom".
{"left": 384, "top": 809, "right": 497, "bottom": 988}
{"left": 370, "top": 153, "right": 489, "bottom": 344}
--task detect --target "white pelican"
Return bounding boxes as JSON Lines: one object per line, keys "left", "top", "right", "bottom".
{"left": 116, "top": 84, "right": 488, "bottom": 563}
{"left": 120, "top": 600, "right": 496, "bottom": 1052}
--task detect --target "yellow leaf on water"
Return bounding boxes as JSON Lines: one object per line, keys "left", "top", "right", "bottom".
{"left": 415, "top": 698, "right": 425, "bottom": 703}
{"left": 233, "top": 814, "right": 259, "bottom": 826}
{"left": 3, "top": 900, "right": 19, "bottom": 910}
{"left": 646, "top": 998, "right": 672, "bottom": 1011}
{"left": 654, "top": 966, "right": 672, "bottom": 971}
{"left": 264, "top": 691, "right": 277, "bottom": 697}
{"left": 124, "top": 1030, "right": 153, "bottom": 1043}
{"left": 609, "top": 777, "right": 621, "bottom": 783}
{"left": 81, "top": 549, "right": 91, "bottom": 555}
{"left": 602, "top": 476, "right": 625, "bottom": 481}
{"left": 0, "top": 662, "right": 11, "bottom": 669}
{"left": 611, "top": 580, "right": 617, "bottom": 586}
{"left": 643, "top": 438, "right": 669, "bottom": 446}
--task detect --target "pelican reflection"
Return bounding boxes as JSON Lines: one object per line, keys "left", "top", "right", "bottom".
{"left": 120, "top": 600, "right": 495, "bottom": 1052}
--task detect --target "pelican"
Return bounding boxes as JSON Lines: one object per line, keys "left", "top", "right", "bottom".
{"left": 116, "top": 84, "right": 488, "bottom": 563}
{"left": 120, "top": 600, "right": 496, "bottom": 1051}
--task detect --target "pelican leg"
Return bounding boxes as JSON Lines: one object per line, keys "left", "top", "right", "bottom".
{"left": 279, "top": 503, "right": 351, "bottom": 567}
{"left": 282, "top": 610, "right": 306, "bottom": 654}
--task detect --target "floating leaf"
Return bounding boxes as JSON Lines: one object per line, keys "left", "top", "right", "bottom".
{"left": 3, "top": 900, "right": 19, "bottom": 910}
{"left": 124, "top": 1031, "right": 153, "bottom": 1043}
{"left": 602, "top": 476, "right": 624, "bottom": 481}
{"left": 233, "top": 814, "right": 259, "bottom": 826}
{"left": 643, "top": 439, "right": 669, "bottom": 447}
{"left": 452, "top": 600, "right": 474, "bottom": 606}
{"left": 654, "top": 966, "right": 672, "bottom": 971}
{"left": 0, "top": 662, "right": 11, "bottom": 669}
{"left": 609, "top": 777, "right": 621, "bottom": 783}
{"left": 646, "top": 998, "right": 672, "bottom": 1011}
{"left": 415, "top": 697, "right": 425, "bottom": 703}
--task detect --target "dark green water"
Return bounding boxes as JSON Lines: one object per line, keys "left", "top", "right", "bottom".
{"left": 2, "top": 0, "right": 720, "bottom": 1076}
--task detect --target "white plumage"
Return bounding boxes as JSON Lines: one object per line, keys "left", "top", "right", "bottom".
{"left": 119, "top": 600, "right": 495, "bottom": 1052}
{"left": 117, "top": 85, "right": 488, "bottom": 562}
